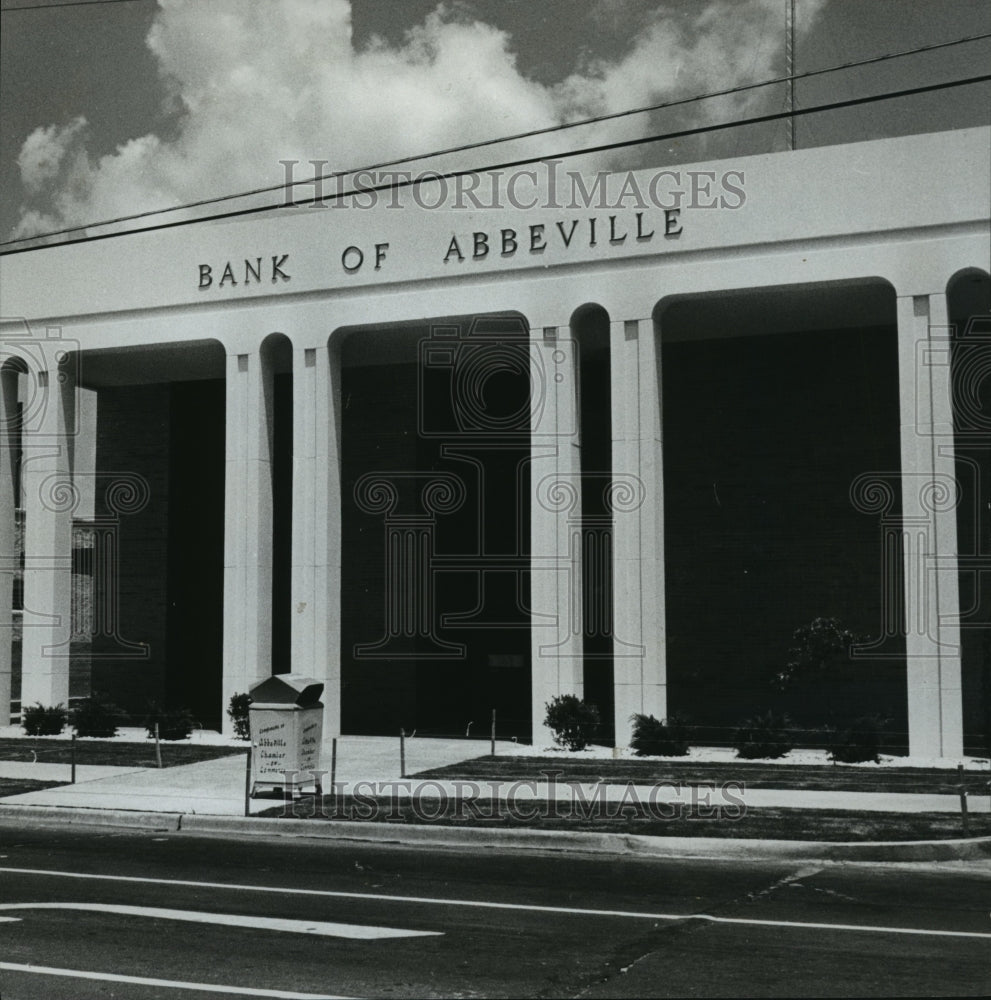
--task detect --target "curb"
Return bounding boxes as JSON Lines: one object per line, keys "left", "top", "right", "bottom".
{"left": 0, "top": 803, "right": 181, "bottom": 832}
{"left": 2, "top": 802, "right": 990, "bottom": 861}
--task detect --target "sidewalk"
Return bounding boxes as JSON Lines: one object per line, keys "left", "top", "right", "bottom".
{"left": 0, "top": 735, "right": 501, "bottom": 815}
{"left": 2, "top": 735, "right": 989, "bottom": 861}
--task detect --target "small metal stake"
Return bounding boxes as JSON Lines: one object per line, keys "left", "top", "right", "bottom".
{"left": 331, "top": 737, "right": 337, "bottom": 792}
{"left": 400, "top": 728, "right": 406, "bottom": 779}
{"left": 154, "top": 723, "right": 162, "bottom": 769}
{"left": 490, "top": 709, "right": 496, "bottom": 757}
{"left": 70, "top": 733, "right": 76, "bottom": 784}
{"left": 244, "top": 748, "right": 252, "bottom": 817}
{"left": 958, "top": 764, "right": 969, "bottom": 835}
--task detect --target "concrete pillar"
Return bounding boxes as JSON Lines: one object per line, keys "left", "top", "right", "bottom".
{"left": 529, "top": 323, "right": 583, "bottom": 744}
{"left": 222, "top": 348, "right": 274, "bottom": 723}
{"left": 897, "top": 292, "right": 964, "bottom": 758}
{"left": 290, "top": 340, "right": 342, "bottom": 736}
{"left": 20, "top": 359, "right": 75, "bottom": 710}
{"left": 610, "top": 317, "right": 666, "bottom": 746}
{"left": 0, "top": 366, "right": 19, "bottom": 724}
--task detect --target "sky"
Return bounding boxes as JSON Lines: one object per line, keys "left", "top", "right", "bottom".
{"left": 0, "top": 0, "right": 988, "bottom": 244}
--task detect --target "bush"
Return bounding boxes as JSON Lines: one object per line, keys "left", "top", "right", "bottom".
{"left": 629, "top": 713, "right": 690, "bottom": 756}
{"left": 733, "top": 711, "right": 793, "bottom": 759}
{"left": 145, "top": 705, "right": 196, "bottom": 741}
{"left": 775, "top": 617, "right": 858, "bottom": 690}
{"left": 227, "top": 692, "right": 251, "bottom": 740}
{"left": 72, "top": 697, "right": 123, "bottom": 738}
{"left": 830, "top": 715, "right": 885, "bottom": 764}
{"left": 544, "top": 694, "right": 600, "bottom": 751}
{"left": 22, "top": 703, "right": 67, "bottom": 736}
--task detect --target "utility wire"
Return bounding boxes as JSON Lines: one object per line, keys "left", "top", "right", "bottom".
{"left": 3, "top": 30, "right": 990, "bottom": 248}
{"left": 2, "top": 0, "right": 148, "bottom": 12}
{"left": 3, "top": 73, "right": 990, "bottom": 255}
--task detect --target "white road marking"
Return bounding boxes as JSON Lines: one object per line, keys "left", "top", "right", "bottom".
{"left": 0, "top": 901, "right": 441, "bottom": 939}
{"left": 688, "top": 912, "right": 991, "bottom": 938}
{"left": 0, "top": 962, "right": 349, "bottom": 998}
{"left": 2, "top": 866, "right": 989, "bottom": 941}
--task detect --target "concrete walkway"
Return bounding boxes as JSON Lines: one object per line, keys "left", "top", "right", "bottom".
{"left": 1, "top": 735, "right": 987, "bottom": 817}
{"left": 0, "top": 736, "right": 513, "bottom": 815}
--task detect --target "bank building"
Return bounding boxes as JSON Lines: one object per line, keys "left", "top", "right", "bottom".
{"left": 1, "top": 124, "right": 988, "bottom": 759}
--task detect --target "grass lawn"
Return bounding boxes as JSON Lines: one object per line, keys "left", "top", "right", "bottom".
{"left": 255, "top": 755, "right": 991, "bottom": 841}
{"left": 414, "top": 755, "right": 991, "bottom": 795}
{"left": 0, "top": 777, "right": 65, "bottom": 797}
{"left": 258, "top": 795, "right": 991, "bottom": 841}
{"left": 0, "top": 738, "right": 246, "bottom": 769}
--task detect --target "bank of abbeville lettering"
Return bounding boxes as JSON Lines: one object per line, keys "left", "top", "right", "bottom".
{"left": 198, "top": 254, "right": 291, "bottom": 290}
{"left": 196, "top": 209, "right": 684, "bottom": 288}
{"left": 443, "top": 210, "right": 677, "bottom": 263}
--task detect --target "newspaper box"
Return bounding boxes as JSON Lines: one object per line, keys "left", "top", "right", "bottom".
{"left": 248, "top": 674, "right": 324, "bottom": 795}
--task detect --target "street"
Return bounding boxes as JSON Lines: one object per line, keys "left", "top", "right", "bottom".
{"left": 0, "top": 820, "right": 988, "bottom": 998}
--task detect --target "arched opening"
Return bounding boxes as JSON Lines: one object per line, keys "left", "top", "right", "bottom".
{"left": 260, "top": 333, "right": 294, "bottom": 677}
{"left": 336, "top": 314, "right": 532, "bottom": 737}
{"left": 570, "top": 303, "right": 613, "bottom": 742}
{"left": 78, "top": 338, "right": 227, "bottom": 728}
{"left": 947, "top": 268, "right": 991, "bottom": 755}
{"left": 657, "top": 279, "right": 905, "bottom": 747}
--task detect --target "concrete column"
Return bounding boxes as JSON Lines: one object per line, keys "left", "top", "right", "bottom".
{"left": 290, "top": 341, "right": 342, "bottom": 735}
{"left": 222, "top": 349, "right": 274, "bottom": 723}
{"left": 20, "top": 359, "right": 75, "bottom": 710}
{"left": 610, "top": 317, "right": 665, "bottom": 746}
{"left": 530, "top": 324, "right": 583, "bottom": 744}
{"left": 0, "top": 366, "right": 18, "bottom": 724}
{"left": 897, "top": 292, "right": 963, "bottom": 758}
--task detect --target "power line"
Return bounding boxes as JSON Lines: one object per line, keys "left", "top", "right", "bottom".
{"left": 1, "top": 0, "right": 149, "bottom": 12}
{"left": 3, "top": 71, "right": 988, "bottom": 256}
{"left": 3, "top": 30, "right": 990, "bottom": 248}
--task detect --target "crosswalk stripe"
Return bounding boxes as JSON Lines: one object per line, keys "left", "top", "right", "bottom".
{"left": 0, "top": 901, "right": 442, "bottom": 939}
{"left": 0, "top": 962, "right": 349, "bottom": 998}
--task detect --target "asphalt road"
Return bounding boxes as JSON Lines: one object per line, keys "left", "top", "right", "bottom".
{"left": 0, "top": 820, "right": 988, "bottom": 999}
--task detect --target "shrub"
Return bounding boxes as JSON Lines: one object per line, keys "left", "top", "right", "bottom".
{"left": 775, "top": 617, "right": 858, "bottom": 690}
{"left": 733, "top": 710, "right": 793, "bottom": 759}
{"left": 629, "top": 713, "right": 690, "bottom": 756}
{"left": 544, "top": 694, "right": 600, "bottom": 751}
{"left": 830, "top": 715, "right": 885, "bottom": 764}
{"left": 72, "top": 696, "right": 123, "bottom": 738}
{"left": 22, "top": 703, "right": 67, "bottom": 736}
{"left": 227, "top": 692, "right": 251, "bottom": 740}
{"left": 145, "top": 705, "right": 196, "bottom": 741}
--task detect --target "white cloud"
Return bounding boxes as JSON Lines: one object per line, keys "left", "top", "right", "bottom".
{"left": 10, "top": 0, "right": 825, "bottom": 238}
{"left": 555, "top": 0, "right": 828, "bottom": 149}
{"left": 15, "top": 117, "right": 88, "bottom": 195}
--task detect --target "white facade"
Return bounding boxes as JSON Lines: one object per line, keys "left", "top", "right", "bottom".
{"left": 1, "top": 126, "right": 988, "bottom": 756}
